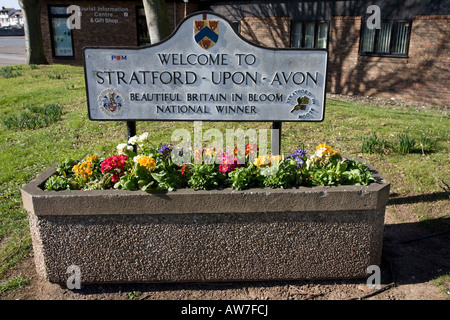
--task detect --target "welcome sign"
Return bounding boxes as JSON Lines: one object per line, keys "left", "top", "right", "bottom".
{"left": 84, "top": 12, "right": 328, "bottom": 122}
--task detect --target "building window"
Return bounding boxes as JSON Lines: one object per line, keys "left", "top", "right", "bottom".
{"left": 360, "top": 20, "right": 411, "bottom": 57}
{"left": 230, "top": 21, "right": 241, "bottom": 34}
{"left": 137, "top": 7, "right": 150, "bottom": 46}
{"left": 291, "top": 21, "right": 328, "bottom": 49}
{"left": 49, "top": 6, "right": 74, "bottom": 58}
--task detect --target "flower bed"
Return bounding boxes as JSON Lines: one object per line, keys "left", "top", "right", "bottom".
{"left": 22, "top": 133, "right": 390, "bottom": 284}
{"left": 44, "top": 132, "right": 375, "bottom": 193}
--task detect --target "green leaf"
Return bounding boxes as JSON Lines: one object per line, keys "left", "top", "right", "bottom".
{"left": 123, "top": 179, "right": 138, "bottom": 190}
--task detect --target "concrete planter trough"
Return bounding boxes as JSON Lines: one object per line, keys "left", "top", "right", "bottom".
{"left": 22, "top": 160, "right": 390, "bottom": 284}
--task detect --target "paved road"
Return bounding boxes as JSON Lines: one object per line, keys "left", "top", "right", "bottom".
{"left": 0, "top": 36, "right": 26, "bottom": 66}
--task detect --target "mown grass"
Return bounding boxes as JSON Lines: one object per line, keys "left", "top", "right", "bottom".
{"left": 0, "top": 64, "right": 449, "bottom": 284}
{"left": 0, "top": 276, "right": 30, "bottom": 295}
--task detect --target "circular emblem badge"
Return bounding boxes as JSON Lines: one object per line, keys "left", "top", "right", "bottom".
{"left": 98, "top": 88, "right": 126, "bottom": 117}
{"left": 287, "top": 89, "right": 317, "bottom": 119}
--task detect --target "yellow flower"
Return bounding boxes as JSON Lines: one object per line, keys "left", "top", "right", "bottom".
{"left": 203, "top": 148, "right": 215, "bottom": 158}
{"left": 316, "top": 144, "right": 339, "bottom": 157}
{"left": 271, "top": 155, "right": 281, "bottom": 163}
{"left": 86, "top": 154, "right": 99, "bottom": 162}
{"left": 72, "top": 160, "right": 94, "bottom": 180}
{"left": 254, "top": 155, "right": 281, "bottom": 167}
{"left": 135, "top": 155, "right": 156, "bottom": 170}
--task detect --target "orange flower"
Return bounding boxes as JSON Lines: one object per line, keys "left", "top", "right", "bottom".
{"left": 135, "top": 155, "right": 156, "bottom": 170}
{"left": 73, "top": 160, "right": 94, "bottom": 180}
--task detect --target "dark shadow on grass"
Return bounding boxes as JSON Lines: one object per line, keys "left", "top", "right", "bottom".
{"left": 388, "top": 192, "right": 449, "bottom": 205}
{"left": 382, "top": 217, "right": 450, "bottom": 286}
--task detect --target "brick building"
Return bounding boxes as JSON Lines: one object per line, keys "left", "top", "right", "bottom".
{"left": 39, "top": 0, "right": 449, "bottom": 105}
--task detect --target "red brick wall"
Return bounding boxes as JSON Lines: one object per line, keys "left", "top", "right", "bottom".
{"left": 40, "top": 2, "right": 448, "bottom": 106}
{"left": 41, "top": 1, "right": 199, "bottom": 66}
{"left": 239, "top": 14, "right": 449, "bottom": 106}
{"left": 404, "top": 15, "right": 449, "bottom": 105}
{"left": 327, "top": 15, "right": 449, "bottom": 106}
{"left": 240, "top": 16, "right": 291, "bottom": 48}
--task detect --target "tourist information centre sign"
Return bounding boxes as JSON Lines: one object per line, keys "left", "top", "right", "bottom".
{"left": 84, "top": 12, "right": 327, "bottom": 122}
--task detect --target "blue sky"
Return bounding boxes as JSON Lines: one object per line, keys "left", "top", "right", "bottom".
{"left": 1, "top": 0, "right": 19, "bottom": 9}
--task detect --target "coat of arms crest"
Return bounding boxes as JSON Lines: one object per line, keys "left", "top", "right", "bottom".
{"left": 194, "top": 14, "right": 219, "bottom": 50}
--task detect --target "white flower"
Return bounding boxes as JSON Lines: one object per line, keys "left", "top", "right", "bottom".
{"left": 117, "top": 143, "right": 134, "bottom": 155}
{"left": 306, "top": 158, "right": 313, "bottom": 169}
{"left": 128, "top": 135, "right": 139, "bottom": 145}
{"left": 138, "top": 132, "right": 149, "bottom": 144}
{"left": 315, "top": 149, "right": 324, "bottom": 158}
{"left": 116, "top": 143, "right": 128, "bottom": 154}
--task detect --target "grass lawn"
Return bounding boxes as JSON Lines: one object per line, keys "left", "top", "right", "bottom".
{"left": 0, "top": 64, "right": 449, "bottom": 292}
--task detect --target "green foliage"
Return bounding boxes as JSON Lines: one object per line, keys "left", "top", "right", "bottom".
{"left": 228, "top": 164, "right": 263, "bottom": 190}
{"left": 262, "top": 159, "right": 299, "bottom": 189}
{"left": 434, "top": 274, "right": 450, "bottom": 299}
{"left": 0, "top": 66, "right": 22, "bottom": 79}
{"left": 0, "top": 276, "right": 30, "bottom": 295}
{"left": 55, "top": 158, "right": 78, "bottom": 177}
{"left": 342, "top": 159, "right": 375, "bottom": 185}
{"left": 361, "top": 132, "right": 436, "bottom": 155}
{"left": 2, "top": 103, "right": 63, "bottom": 130}
{"left": 44, "top": 175, "right": 78, "bottom": 191}
{"left": 113, "top": 146, "right": 184, "bottom": 192}
{"left": 397, "top": 134, "right": 416, "bottom": 153}
{"left": 45, "top": 158, "right": 85, "bottom": 191}
{"left": 187, "top": 163, "right": 227, "bottom": 190}
{"left": 419, "top": 134, "right": 435, "bottom": 153}
{"left": 128, "top": 290, "right": 141, "bottom": 300}
{"left": 303, "top": 157, "right": 374, "bottom": 186}
{"left": 47, "top": 72, "right": 63, "bottom": 79}
{"left": 362, "top": 132, "right": 388, "bottom": 154}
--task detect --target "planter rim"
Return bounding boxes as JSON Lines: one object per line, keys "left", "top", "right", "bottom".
{"left": 22, "top": 157, "right": 390, "bottom": 216}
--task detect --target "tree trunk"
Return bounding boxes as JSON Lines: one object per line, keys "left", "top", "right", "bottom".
{"left": 19, "top": 0, "right": 48, "bottom": 64}
{"left": 142, "top": 0, "right": 171, "bottom": 44}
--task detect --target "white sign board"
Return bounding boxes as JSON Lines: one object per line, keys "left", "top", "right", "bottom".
{"left": 84, "top": 12, "right": 328, "bottom": 122}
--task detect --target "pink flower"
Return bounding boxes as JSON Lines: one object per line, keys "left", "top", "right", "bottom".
{"left": 217, "top": 152, "right": 241, "bottom": 173}
{"left": 219, "top": 164, "right": 229, "bottom": 173}
{"left": 101, "top": 154, "right": 128, "bottom": 181}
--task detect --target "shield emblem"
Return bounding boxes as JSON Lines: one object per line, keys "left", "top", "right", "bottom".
{"left": 194, "top": 19, "right": 219, "bottom": 50}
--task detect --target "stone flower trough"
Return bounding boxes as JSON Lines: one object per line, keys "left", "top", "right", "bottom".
{"left": 22, "top": 159, "right": 390, "bottom": 284}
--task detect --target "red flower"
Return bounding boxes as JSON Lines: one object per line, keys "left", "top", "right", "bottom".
{"left": 245, "top": 143, "right": 259, "bottom": 156}
{"left": 181, "top": 164, "right": 187, "bottom": 176}
{"left": 100, "top": 154, "right": 128, "bottom": 182}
